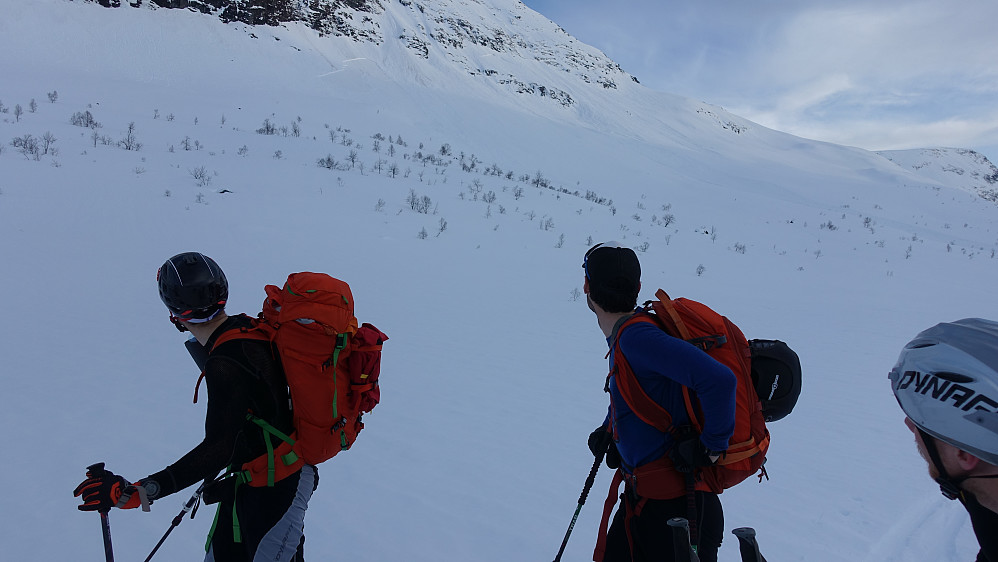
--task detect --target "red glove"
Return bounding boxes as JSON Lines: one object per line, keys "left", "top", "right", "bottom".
{"left": 73, "top": 463, "right": 145, "bottom": 511}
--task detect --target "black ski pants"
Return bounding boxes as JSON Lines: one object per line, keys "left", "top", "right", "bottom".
{"left": 603, "top": 490, "right": 723, "bottom": 562}
{"left": 205, "top": 465, "right": 319, "bottom": 562}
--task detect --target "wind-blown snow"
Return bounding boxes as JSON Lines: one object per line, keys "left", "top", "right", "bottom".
{"left": 0, "top": 1, "right": 995, "bottom": 560}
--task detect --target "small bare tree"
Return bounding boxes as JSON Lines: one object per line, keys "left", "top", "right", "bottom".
{"left": 71, "top": 110, "right": 100, "bottom": 128}
{"left": 40, "top": 132, "right": 57, "bottom": 155}
{"left": 256, "top": 119, "right": 276, "bottom": 135}
{"left": 190, "top": 166, "right": 212, "bottom": 187}
{"left": 11, "top": 134, "right": 39, "bottom": 159}
{"left": 119, "top": 122, "right": 141, "bottom": 151}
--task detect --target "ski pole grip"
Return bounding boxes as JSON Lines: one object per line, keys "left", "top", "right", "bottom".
{"left": 87, "top": 462, "right": 107, "bottom": 477}
{"left": 732, "top": 527, "right": 766, "bottom": 562}
{"left": 732, "top": 527, "right": 756, "bottom": 539}
{"left": 667, "top": 518, "right": 700, "bottom": 562}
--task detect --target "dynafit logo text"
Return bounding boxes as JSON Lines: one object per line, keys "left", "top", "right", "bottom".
{"left": 897, "top": 370, "right": 998, "bottom": 413}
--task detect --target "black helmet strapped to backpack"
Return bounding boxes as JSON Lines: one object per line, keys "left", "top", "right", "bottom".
{"left": 157, "top": 252, "right": 228, "bottom": 322}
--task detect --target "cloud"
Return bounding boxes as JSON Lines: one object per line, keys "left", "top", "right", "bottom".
{"left": 522, "top": 0, "right": 998, "bottom": 161}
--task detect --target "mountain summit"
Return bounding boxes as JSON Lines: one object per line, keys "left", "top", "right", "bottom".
{"left": 83, "top": 0, "right": 633, "bottom": 109}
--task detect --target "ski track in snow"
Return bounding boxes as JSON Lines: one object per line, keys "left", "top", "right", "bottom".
{"left": 863, "top": 493, "right": 974, "bottom": 561}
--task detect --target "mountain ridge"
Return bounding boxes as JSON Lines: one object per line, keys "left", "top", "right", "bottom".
{"left": 69, "top": 0, "right": 998, "bottom": 207}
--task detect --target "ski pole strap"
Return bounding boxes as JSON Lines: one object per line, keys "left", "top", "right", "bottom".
{"left": 685, "top": 472, "right": 699, "bottom": 547}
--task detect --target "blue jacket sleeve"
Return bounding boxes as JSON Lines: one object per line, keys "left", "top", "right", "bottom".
{"left": 619, "top": 323, "right": 737, "bottom": 452}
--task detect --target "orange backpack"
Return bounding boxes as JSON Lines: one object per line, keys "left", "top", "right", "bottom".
{"left": 613, "top": 289, "right": 769, "bottom": 492}
{"left": 211, "top": 272, "right": 387, "bottom": 487}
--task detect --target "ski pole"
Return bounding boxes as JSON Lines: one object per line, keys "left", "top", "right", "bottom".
{"left": 667, "top": 517, "right": 700, "bottom": 562}
{"left": 732, "top": 527, "right": 768, "bottom": 562}
{"left": 143, "top": 482, "right": 206, "bottom": 562}
{"left": 553, "top": 445, "right": 606, "bottom": 562}
{"left": 85, "top": 463, "right": 115, "bottom": 562}
{"left": 99, "top": 510, "right": 114, "bottom": 562}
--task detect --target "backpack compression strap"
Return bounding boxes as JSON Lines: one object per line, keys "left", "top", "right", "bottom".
{"left": 652, "top": 289, "right": 692, "bottom": 340}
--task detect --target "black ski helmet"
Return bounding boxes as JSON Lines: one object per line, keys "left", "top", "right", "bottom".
{"left": 157, "top": 252, "right": 228, "bottom": 321}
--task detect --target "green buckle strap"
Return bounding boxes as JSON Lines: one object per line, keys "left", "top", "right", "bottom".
{"left": 232, "top": 476, "right": 244, "bottom": 543}
{"left": 246, "top": 413, "right": 297, "bottom": 487}
{"left": 327, "top": 334, "right": 350, "bottom": 451}
{"left": 206, "top": 503, "right": 220, "bottom": 552}
{"left": 205, "top": 468, "right": 252, "bottom": 551}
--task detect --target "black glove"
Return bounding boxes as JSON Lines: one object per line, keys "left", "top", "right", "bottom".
{"left": 588, "top": 426, "right": 621, "bottom": 470}
{"left": 73, "top": 463, "right": 133, "bottom": 512}
{"left": 588, "top": 426, "right": 611, "bottom": 456}
{"left": 669, "top": 436, "right": 719, "bottom": 473}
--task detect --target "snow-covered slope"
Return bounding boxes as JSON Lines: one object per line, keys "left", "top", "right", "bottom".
{"left": 879, "top": 147, "right": 998, "bottom": 202}
{"left": 1, "top": 1, "right": 996, "bottom": 561}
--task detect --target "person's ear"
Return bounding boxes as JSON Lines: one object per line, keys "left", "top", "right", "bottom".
{"left": 954, "top": 448, "right": 982, "bottom": 472}
{"left": 584, "top": 277, "right": 590, "bottom": 294}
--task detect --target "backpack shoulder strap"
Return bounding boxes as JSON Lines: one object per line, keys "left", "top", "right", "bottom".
{"left": 610, "top": 313, "right": 674, "bottom": 433}
{"left": 211, "top": 316, "right": 273, "bottom": 350}
{"left": 612, "top": 298, "right": 702, "bottom": 435}
{"left": 192, "top": 318, "right": 274, "bottom": 403}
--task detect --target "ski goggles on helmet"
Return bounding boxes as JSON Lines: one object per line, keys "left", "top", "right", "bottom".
{"left": 168, "top": 304, "right": 225, "bottom": 332}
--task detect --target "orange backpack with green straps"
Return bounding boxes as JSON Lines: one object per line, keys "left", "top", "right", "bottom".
{"left": 213, "top": 272, "right": 387, "bottom": 487}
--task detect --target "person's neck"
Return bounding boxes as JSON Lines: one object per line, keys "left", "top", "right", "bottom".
{"left": 187, "top": 313, "right": 229, "bottom": 346}
{"left": 964, "top": 477, "right": 998, "bottom": 513}
{"left": 597, "top": 309, "right": 632, "bottom": 339}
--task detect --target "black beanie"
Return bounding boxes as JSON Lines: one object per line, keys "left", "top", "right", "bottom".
{"left": 584, "top": 243, "right": 640, "bottom": 308}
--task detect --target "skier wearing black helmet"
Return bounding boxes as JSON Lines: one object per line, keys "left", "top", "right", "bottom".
{"left": 74, "top": 252, "right": 317, "bottom": 562}
{"left": 890, "top": 318, "right": 998, "bottom": 562}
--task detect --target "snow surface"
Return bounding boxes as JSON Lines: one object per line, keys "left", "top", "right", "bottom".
{"left": 0, "top": 1, "right": 995, "bottom": 560}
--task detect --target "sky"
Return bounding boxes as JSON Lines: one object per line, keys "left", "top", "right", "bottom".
{"left": 521, "top": 0, "right": 998, "bottom": 163}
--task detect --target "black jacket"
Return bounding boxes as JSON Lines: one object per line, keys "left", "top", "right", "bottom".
{"left": 145, "top": 315, "right": 293, "bottom": 500}
{"left": 966, "top": 493, "right": 998, "bottom": 562}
